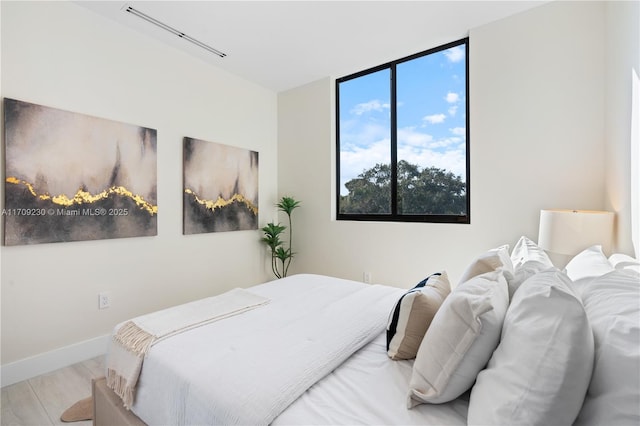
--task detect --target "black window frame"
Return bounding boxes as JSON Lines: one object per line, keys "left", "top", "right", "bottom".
{"left": 335, "top": 38, "right": 470, "bottom": 224}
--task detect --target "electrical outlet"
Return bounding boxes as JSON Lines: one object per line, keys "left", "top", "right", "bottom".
{"left": 98, "top": 292, "right": 110, "bottom": 309}
{"left": 363, "top": 272, "right": 372, "bottom": 284}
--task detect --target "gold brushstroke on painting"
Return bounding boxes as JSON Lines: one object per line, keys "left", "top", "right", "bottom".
{"left": 5, "top": 176, "right": 158, "bottom": 215}
{"left": 184, "top": 188, "right": 258, "bottom": 216}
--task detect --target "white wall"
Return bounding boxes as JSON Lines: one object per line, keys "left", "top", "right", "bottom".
{"left": 278, "top": 1, "right": 611, "bottom": 287}
{"left": 604, "top": 0, "right": 640, "bottom": 257}
{"left": 0, "top": 1, "right": 278, "bottom": 381}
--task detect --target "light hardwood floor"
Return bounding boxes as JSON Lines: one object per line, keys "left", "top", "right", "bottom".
{"left": 1, "top": 356, "right": 105, "bottom": 426}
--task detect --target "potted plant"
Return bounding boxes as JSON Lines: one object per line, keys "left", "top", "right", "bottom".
{"left": 262, "top": 196, "right": 300, "bottom": 278}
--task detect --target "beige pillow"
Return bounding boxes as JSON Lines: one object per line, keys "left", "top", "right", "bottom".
{"left": 408, "top": 269, "right": 509, "bottom": 406}
{"left": 386, "top": 272, "right": 451, "bottom": 360}
{"left": 457, "top": 245, "right": 513, "bottom": 285}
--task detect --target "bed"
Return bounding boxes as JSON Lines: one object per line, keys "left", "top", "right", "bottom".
{"left": 93, "top": 236, "right": 640, "bottom": 425}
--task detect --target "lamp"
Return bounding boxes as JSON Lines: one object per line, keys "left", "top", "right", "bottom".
{"left": 538, "top": 209, "right": 615, "bottom": 267}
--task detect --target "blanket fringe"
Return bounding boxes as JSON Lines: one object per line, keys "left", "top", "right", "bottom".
{"left": 112, "top": 321, "right": 155, "bottom": 356}
{"left": 107, "top": 368, "right": 135, "bottom": 409}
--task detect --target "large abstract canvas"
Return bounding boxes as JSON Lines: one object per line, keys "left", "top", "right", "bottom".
{"left": 183, "top": 137, "right": 258, "bottom": 234}
{"left": 3, "top": 98, "right": 158, "bottom": 245}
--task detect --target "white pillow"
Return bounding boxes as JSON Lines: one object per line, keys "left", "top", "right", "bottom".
{"left": 386, "top": 272, "right": 451, "bottom": 360}
{"left": 573, "top": 269, "right": 640, "bottom": 426}
{"left": 468, "top": 269, "right": 594, "bottom": 426}
{"left": 509, "top": 236, "right": 554, "bottom": 299}
{"left": 564, "top": 245, "right": 614, "bottom": 281}
{"left": 457, "top": 245, "right": 513, "bottom": 285}
{"left": 608, "top": 253, "right": 640, "bottom": 273}
{"left": 510, "top": 235, "right": 551, "bottom": 269}
{"left": 407, "top": 269, "right": 509, "bottom": 406}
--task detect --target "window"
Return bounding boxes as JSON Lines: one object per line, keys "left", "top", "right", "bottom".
{"left": 336, "top": 38, "right": 469, "bottom": 223}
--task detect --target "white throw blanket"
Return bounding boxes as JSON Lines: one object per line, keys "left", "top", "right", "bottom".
{"left": 106, "top": 288, "right": 270, "bottom": 408}
{"left": 126, "top": 274, "right": 404, "bottom": 426}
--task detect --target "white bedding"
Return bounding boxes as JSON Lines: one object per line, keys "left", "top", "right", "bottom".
{"left": 273, "top": 333, "right": 469, "bottom": 425}
{"left": 107, "top": 288, "right": 270, "bottom": 408}
{"left": 126, "top": 274, "right": 407, "bottom": 425}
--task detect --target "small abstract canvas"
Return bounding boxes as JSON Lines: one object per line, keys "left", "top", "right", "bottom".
{"left": 183, "top": 137, "right": 258, "bottom": 234}
{"left": 3, "top": 98, "right": 158, "bottom": 245}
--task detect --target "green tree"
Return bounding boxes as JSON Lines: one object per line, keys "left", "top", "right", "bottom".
{"left": 341, "top": 163, "right": 392, "bottom": 214}
{"left": 340, "top": 160, "right": 466, "bottom": 215}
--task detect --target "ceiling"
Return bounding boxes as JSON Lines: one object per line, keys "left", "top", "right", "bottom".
{"left": 78, "top": 1, "right": 548, "bottom": 93}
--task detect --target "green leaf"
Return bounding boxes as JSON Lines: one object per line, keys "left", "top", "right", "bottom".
{"left": 261, "top": 222, "right": 286, "bottom": 251}
{"left": 262, "top": 222, "right": 286, "bottom": 233}
{"left": 274, "top": 246, "right": 291, "bottom": 262}
{"left": 277, "top": 196, "right": 301, "bottom": 216}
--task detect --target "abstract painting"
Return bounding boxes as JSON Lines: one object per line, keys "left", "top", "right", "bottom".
{"left": 3, "top": 98, "right": 157, "bottom": 245}
{"left": 183, "top": 137, "right": 258, "bottom": 234}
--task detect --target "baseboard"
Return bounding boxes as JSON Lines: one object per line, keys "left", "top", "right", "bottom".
{"left": 1, "top": 334, "right": 110, "bottom": 387}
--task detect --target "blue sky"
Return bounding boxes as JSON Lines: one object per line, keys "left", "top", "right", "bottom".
{"left": 339, "top": 44, "right": 466, "bottom": 195}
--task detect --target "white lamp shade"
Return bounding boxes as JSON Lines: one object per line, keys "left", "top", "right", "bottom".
{"left": 538, "top": 209, "right": 615, "bottom": 256}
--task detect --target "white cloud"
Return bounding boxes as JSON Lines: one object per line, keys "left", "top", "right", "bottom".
{"left": 398, "top": 143, "right": 466, "bottom": 178}
{"left": 450, "top": 127, "right": 466, "bottom": 136}
{"left": 448, "top": 105, "right": 458, "bottom": 116}
{"left": 445, "top": 92, "right": 459, "bottom": 103}
{"left": 350, "top": 100, "right": 390, "bottom": 116}
{"left": 398, "top": 127, "right": 434, "bottom": 147}
{"left": 426, "top": 137, "right": 462, "bottom": 149}
{"left": 398, "top": 126, "right": 457, "bottom": 150}
{"left": 339, "top": 138, "right": 390, "bottom": 194}
{"left": 443, "top": 46, "right": 464, "bottom": 63}
{"left": 398, "top": 128, "right": 464, "bottom": 174}
{"left": 423, "top": 113, "right": 446, "bottom": 124}
{"left": 340, "top": 122, "right": 389, "bottom": 150}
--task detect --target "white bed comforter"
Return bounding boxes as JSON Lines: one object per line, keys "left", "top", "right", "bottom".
{"left": 126, "top": 274, "right": 403, "bottom": 425}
